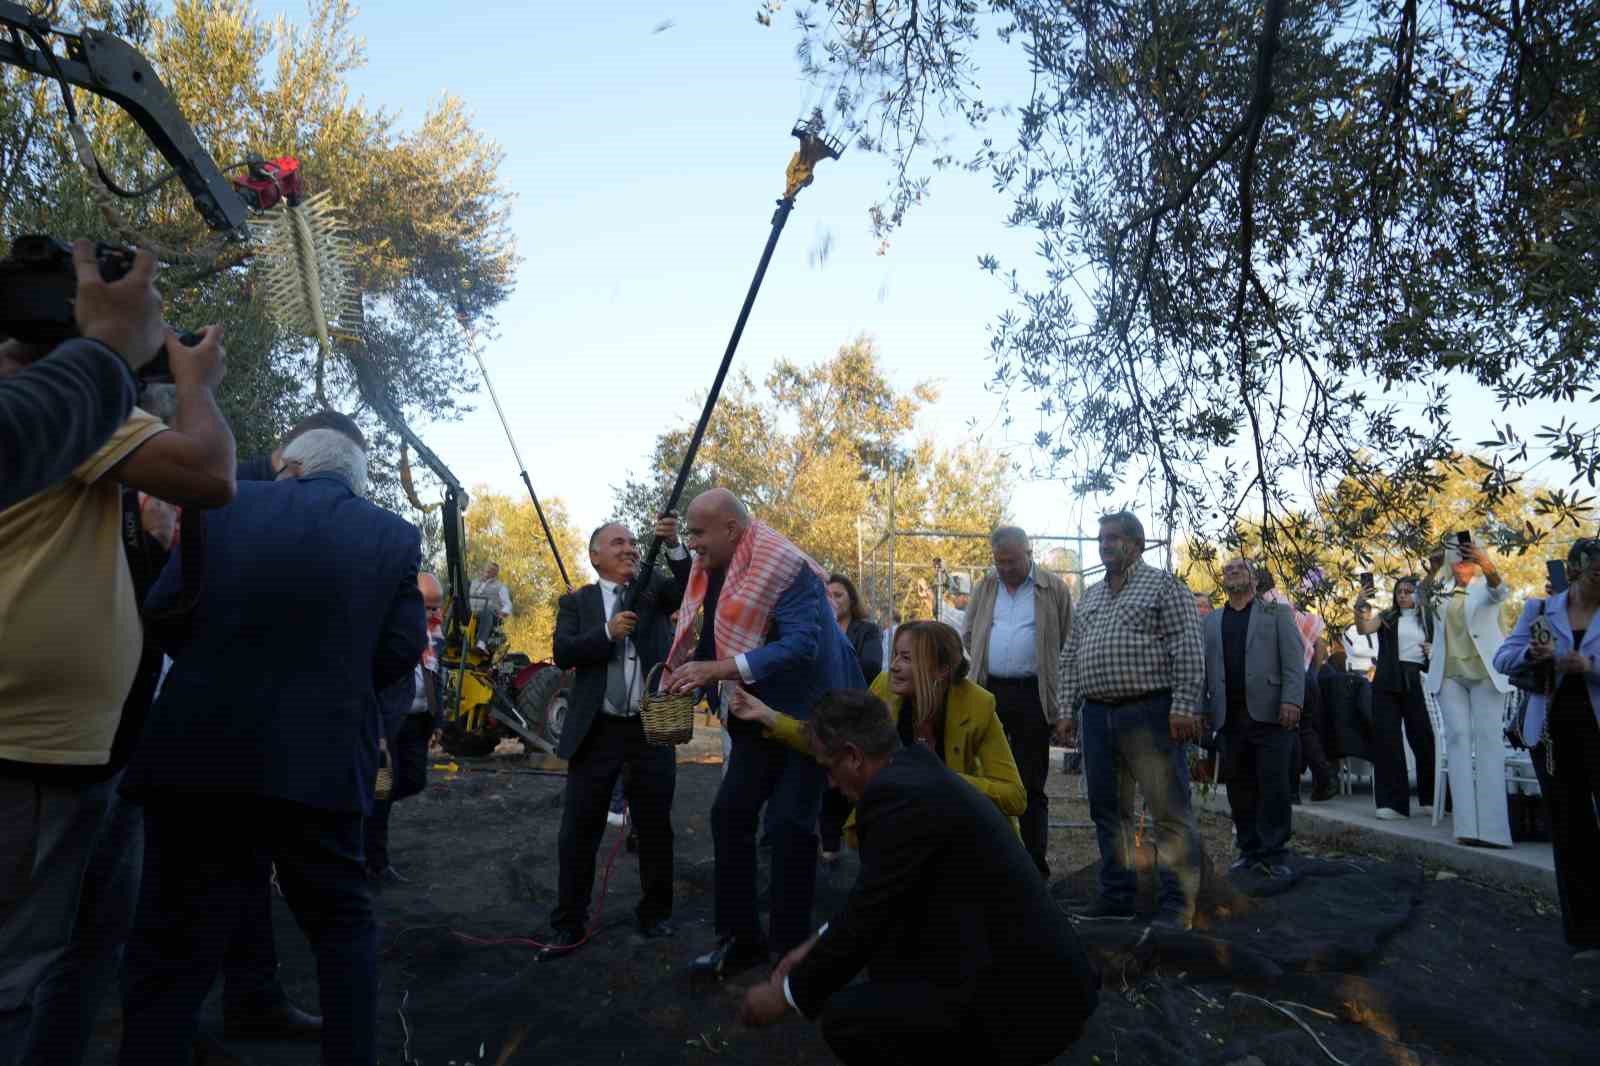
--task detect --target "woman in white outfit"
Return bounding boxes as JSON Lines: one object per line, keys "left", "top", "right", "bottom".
{"left": 1423, "top": 538, "right": 1514, "bottom": 847}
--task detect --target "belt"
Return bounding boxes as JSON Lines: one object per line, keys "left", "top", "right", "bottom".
{"left": 987, "top": 675, "right": 1037, "bottom": 687}
{"left": 1087, "top": 688, "right": 1171, "bottom": 708}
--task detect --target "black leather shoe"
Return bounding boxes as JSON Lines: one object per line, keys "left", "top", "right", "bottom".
{"left": 638, "top": 919, "right": 675, "bottom": 939}
{"left": 376, "top": 865, "right": 409, "bottom": 885}
{"left": 689, "top": 938, "right": 768, "bottom": 979}
{"left": 222, "top": 1001, "right": 322, "bottom": 1041}
{"left": 536, "top": 928, "right": 585, "bottom": 963}
{"left": 1310, "top": 782, "right": 1339, "bottom": 802}
{"left": 1149, "top": 912, "right": 1193, "bottom": 932}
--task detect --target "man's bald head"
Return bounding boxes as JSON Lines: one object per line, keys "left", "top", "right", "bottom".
{"left": 684, "top": 488, "right": 751, "bottom": 569}
{"left": 417, "top": 572, "right": 444, "bottom": 624}
{"left": 688, "top": 488, "right": 750, "bottom": 526}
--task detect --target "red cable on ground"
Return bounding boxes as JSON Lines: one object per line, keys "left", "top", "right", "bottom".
{"left": 450, "top": 805, "right": 632, "bottom": 952}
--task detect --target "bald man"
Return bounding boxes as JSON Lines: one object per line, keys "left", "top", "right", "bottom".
{"left": 364, "top": 572, "right": 446, "bottom": 884}
{"left": 667, "top": 490, "right": 865, "bottom": 979}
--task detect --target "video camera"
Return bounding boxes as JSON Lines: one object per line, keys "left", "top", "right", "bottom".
{"left": 0, "top": 235, "right": 198, "bottom": 382}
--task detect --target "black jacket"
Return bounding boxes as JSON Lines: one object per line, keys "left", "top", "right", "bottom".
{"left": 788, "top": 744, "right": 1098, "bottom": 1052}
{"left": 552, "top": 556, "right": 691, "bottom": 760}
{"left": 846, "top": 618, "right": 884, "bottom": 682}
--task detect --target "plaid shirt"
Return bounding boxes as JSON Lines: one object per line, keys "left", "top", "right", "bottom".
{"left": 1059, "top": 560, "right": 1205, "bottom": 716}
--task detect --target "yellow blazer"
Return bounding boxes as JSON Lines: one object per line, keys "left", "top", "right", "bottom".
{"left": 765, "top": 674, "right": 1026, "bottom": 842}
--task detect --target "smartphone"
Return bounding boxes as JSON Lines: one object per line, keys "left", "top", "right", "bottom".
{"left": 1455, "top": 531, "right": 1472, "bottom": 547}
{"left": 1548, "top": 559, "right": 1570, "bottom": 594}
{"left": 1359, "top": 572, "right": 1375, "bottom": 594}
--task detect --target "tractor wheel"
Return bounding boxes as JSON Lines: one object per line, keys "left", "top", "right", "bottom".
{"left": 517, "top": 667, "right": 569, "bottom": 750}
{"left": 439, "top": 719, "right": 496, "bottom": 759}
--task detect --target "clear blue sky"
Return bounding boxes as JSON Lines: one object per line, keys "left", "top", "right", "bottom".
{"left": 254, "top": 0, "right": 1579, "bottom": 560}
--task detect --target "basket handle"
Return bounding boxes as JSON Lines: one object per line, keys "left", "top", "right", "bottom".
{"left": 646, "top": 660, "right": 668, "bottom": 696}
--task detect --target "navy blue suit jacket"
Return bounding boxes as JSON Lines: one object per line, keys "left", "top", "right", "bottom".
{"left": 736, "top": 567, "right": 865, "bottom": 720}
{"left": 124, "top": 475, "right": 426, "bottom": 814}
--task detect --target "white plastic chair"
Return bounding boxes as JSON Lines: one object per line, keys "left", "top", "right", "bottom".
{"left": 1422, "top": 686, "right": 1450, "bottom": 826}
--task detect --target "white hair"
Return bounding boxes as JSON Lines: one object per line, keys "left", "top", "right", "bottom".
{"left": 281, "top": 428, "right": 368, "bottom": 497}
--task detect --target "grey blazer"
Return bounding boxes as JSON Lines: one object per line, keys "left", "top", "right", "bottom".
{"left": 1202, "top": 598, "right": 1307, "bottom": 731}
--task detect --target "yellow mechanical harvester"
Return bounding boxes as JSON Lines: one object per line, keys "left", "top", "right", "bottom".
{"left": 432, "top": 497, "right": 569, "bottom": 759}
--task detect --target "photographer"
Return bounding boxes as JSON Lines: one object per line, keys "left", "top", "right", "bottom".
{"left": 0, "top": 240, "right": 236, "bottom": 1062}
{"left": 0, "top": 241, "right": 167, "bottom": 509}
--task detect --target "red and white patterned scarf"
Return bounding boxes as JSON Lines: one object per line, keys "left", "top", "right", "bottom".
{"left": 665, "top": 521, "right": 827, "bottom": 674}
{"left": 1261, "top": 587, "right": 1324, "bottom": 668}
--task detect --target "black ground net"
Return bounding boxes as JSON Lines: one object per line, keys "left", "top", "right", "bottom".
{"left": 85, "top": 763, "right": 1597, "bottom": 1065}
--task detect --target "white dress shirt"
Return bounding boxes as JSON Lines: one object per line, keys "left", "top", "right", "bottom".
{"left": 471, "top": 578, "right": 513, "bottom": 616}
{"left": 782, "top": 922, "right": 830, "bottom": 1011}
{"left": 599, "top": 546, "right": 691, "bottom": 714}
{"left": 599, "top": 576, "right": 644, "bottom": 715}
{"left": 985, "top": 566, "right": 1038, "bottom": 678}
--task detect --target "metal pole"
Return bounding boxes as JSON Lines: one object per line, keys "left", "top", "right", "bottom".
{"left": 856, "top": 514, "right": 864, "bottom": 585}
{"left": 623, "top": 195, "right": 798, "bottom": 612}
{"left": 887, "top": 461, "right": 897, "bottom": 620}
{"left": 460, "top": 315, "right": 573, "bottom": 592}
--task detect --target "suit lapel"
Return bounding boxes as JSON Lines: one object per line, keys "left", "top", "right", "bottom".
{"left": 583, "top": 583, "right": 605, "bottom": 630}
{"left": 1545, "top": 591, "right": 1574, "bottom": 645}
{"left": 1245, "top": 598, "right": 1263, "bottom": 651}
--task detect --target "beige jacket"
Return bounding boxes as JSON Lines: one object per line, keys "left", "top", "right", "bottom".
{"left": 962, "top": 565, "right": 1073, "bottom": 723}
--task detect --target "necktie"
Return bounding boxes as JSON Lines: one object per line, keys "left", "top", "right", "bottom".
{"left": 606, "top": 584, "right": 633, "bottom": 714}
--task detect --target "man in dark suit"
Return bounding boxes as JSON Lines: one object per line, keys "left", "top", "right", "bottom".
{"left": 1202, "top": 557, "right": 1306, "bottom": 878}
{"left": 213, "top": 411, "right": 372, "bottom": 1042}
{"left": 537, "top": 515, "right": 690, "bottom": 960}
{"left": 117, "top": 428, "right": 426, "bottom": 1066}
{"left": 740, "top": 689, "right": 1098, "bottom": 1064}
{"left": 665, "top": 489, "right": 866, "bottom": 978}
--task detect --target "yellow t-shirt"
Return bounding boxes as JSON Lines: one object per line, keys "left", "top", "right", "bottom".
{"left": 0, "top": 408, "right": 167, "bottom": 765}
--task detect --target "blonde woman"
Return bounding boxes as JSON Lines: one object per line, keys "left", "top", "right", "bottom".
{"left": 730, "top": 621, "right": 1025, "bottom": 839}
{"left": 1423, "top": 538, "right": 1514, "bottom": 847}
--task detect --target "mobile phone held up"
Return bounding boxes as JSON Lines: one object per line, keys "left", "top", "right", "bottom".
{"left": 1359, "top": 572, "right": 1376, "bottom": 595}
{"left": 1548, "top": 559, "right": 1570, "bottom": 595}
{"left": 1455, "top": 530, "right": 1472, "bottom": 547}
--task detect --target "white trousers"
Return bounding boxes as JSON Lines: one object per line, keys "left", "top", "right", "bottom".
{"left": 1436, "top": 677, "right": 1512, "bottom": 846}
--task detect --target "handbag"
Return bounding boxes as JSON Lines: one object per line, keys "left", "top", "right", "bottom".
{"left": 1504, "top": 600, "right": 1553, "bottom": 695}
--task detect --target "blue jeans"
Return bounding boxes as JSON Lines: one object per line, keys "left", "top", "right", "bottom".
{"left": 0, "top": 773, "right": 119, "bottom": 1066}
{"left": 21, "top": 777, "right": 143, "bottom": 1066}
{"left": 1080, "top": 693, "right": 1201, "bottom": 919}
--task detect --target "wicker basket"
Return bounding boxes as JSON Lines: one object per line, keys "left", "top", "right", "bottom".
{"left": 375, "top": 761, "right": 394, "bottom": 801}
{"left": 641, "top": 663, "right": 696, "bottom": 746}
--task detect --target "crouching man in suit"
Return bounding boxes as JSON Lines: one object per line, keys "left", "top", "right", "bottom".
{"left": 740, "top": 689, "right": 1099, "bottom": 1065}
{"left": 538, "top": 515, "right": 691, "bottom": 959}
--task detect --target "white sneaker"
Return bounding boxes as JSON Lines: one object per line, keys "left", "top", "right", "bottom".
{"left": 1375, "top": 807, "right": 1407, "bottom": 821}
{"left": 607, "top": 810, "right": 626, "bottom": 828}
{"left": 1418, "top": 805, "right": 1434, "bottom": 816}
